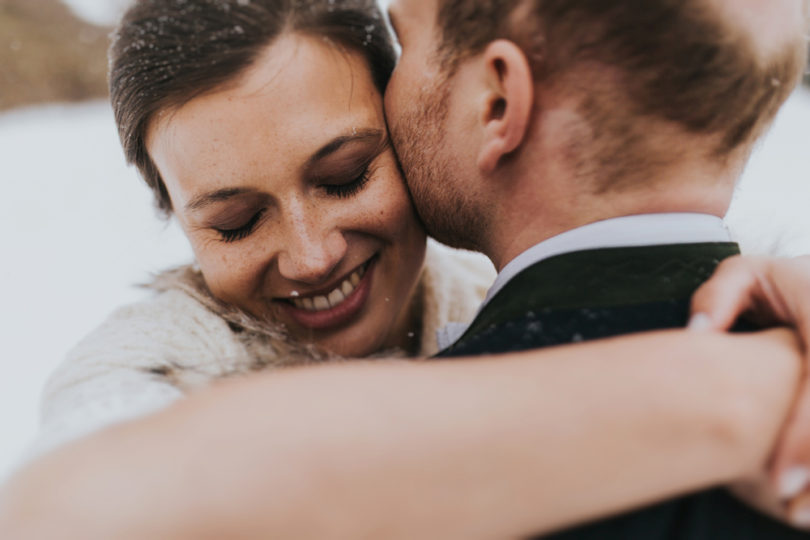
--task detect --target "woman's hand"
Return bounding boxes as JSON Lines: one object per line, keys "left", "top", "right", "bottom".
{"left": 690, "top": 254, "right": 810, "bottom": 527}
{"left": 689, "top": 255, "right": 810, "bottom": 338}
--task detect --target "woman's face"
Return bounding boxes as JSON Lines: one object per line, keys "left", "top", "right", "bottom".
{"left": 147, "top": 34, "right": 427, "bottom": 357}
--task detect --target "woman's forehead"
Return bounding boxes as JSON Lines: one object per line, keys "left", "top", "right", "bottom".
{"left": 147, "top": 34, "right": 387, "bottom": 201}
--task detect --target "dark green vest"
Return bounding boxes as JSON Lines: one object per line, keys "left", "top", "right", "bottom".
{"left": 438, "top": 242, "right": 810, "bottom": 539}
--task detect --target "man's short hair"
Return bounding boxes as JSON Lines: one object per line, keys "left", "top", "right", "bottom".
{"left": 436, "top": 0, "right": 806, "bottom": 160}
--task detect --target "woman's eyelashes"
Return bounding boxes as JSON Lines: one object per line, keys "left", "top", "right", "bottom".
{"left": 215, "top": 208, "right": 266, "bottom": 243}
{"left": 323, "top": 165, "right": 372, "bottom": 199}
{"left": 212, "top": 164, "right": 374, "bottom": 243}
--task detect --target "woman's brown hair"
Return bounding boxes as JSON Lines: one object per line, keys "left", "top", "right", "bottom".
{"left": 110, "top": 0, "right": 396, "bottom": 216}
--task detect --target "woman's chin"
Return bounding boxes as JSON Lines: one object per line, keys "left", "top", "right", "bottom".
{"left": 290, "top": 326, "right": 389, "bottom": 359}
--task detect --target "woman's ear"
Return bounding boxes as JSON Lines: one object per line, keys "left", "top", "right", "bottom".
{"left": 476, "top": 40, "right": 534, "bottom": 175}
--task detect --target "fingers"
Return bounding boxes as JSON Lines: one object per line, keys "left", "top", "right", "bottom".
{"left": 773, "top": 383, "right": 810, "bottom": 496}
{"left": 689, "top": 256, "right": 763, "bottom": 331}
{"left": 783, "top": 257, "right": 810, "bottom": 348}
{"left": 787, "top": 489, "right": 810, "bottom": 529}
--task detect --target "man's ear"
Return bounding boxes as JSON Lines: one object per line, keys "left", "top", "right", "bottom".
{"left": 477, "top": 39, "right": 534, "bottom": 175}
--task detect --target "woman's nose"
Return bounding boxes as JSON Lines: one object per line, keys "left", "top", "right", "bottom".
{"left": 277, "top": 212, "right": 347, "bottom": 284}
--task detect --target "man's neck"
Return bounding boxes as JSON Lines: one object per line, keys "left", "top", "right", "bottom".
{"left": 488, "top": 180, "right": 735, "bottom": 271}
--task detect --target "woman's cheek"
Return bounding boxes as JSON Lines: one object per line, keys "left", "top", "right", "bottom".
{"left": 198, "top": 245, "right": 264, "bottom": 313}
{"left": 369, "top": 173, "right": 420, "bottom": 235}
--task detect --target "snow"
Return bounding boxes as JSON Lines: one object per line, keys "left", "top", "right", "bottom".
{"left": 0, "top": 102, "right": 192, "bottom": 480}
{"left": 61, "top": 0, "right": 131, "bottom": 26}
{"left": 726, "top": 88, "right": 810, "bottom": 255}
{"left": 1, "top": 89, "right": 809, "bottom": 480}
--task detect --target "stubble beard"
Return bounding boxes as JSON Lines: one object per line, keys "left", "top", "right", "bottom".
{"left": 388, "top": 78, "right": 486, "bottom": 253}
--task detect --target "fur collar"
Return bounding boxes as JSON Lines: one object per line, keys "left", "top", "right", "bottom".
{"left": 146, "top": 265, "right": 344, "bottom": 370}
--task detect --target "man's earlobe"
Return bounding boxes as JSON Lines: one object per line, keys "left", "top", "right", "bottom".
{"left": 477, "top": 40, "right": 534, "bottom": 175}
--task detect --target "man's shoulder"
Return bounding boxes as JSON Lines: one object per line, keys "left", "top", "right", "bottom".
{"left": 437, "top": 242, "right": 739, "bottom": 357}
{"left": 437, "top": 298, "right": 692, "bottom": 357}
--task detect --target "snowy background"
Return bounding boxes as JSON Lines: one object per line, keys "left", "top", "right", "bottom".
{"left": 1, "top": 0, "right": 809, "bottom": 480}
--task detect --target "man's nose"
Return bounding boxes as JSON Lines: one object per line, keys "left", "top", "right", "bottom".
{"left": 277, "top": 212, "right": 347, "bottom": 284}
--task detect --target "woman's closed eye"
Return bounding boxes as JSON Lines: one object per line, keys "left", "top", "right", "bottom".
{"left": 323, "top": 165, "right": 372, "bottom": 199}
{"left": 215, "top": 208, "right": 266, "bottom": 243}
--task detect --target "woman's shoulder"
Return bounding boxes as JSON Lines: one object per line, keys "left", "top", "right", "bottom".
{"left": 50, "top": 266, "right": 251, "bottom": 389}
{"left": 43, "top": 263, "right": 331, "bottom": 412}
{"left": 423, "top": 238, "right": 496, "bottom": 306}
{"left": 424, "top": 239, "right": 496, "bottom": 289}
{"left": 32, "top": 266, "right": 253, "bottom": 459}
{"left": 418, "top": 240, "right": 496, "bottom": 355}
{"left": 32, "top": 265, "right": 332, "bottom": 460}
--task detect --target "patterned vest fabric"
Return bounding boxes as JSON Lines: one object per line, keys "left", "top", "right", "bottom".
{"left": 438, "top": 242, "right": 810, "bottom": 539}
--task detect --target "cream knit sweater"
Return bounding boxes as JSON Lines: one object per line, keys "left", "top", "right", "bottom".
{"left": 30, "top": 241, "right": 494, "bottom": 459}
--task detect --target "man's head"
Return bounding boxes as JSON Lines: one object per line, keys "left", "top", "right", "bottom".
{"left": 385, "top": 0, "right": 808, "bottom": 266}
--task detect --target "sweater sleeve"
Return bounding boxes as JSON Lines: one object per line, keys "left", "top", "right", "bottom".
{"left": 25, "top": 289, "right": 252, "bottom": 463}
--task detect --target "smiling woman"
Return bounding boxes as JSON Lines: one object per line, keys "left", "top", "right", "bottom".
{"left": 7, "top": 0, "right": 810, "bottom": 538}
{"left": 146, "top": 35, "right": 427, "bottom": 357}
{"left": 29, "top": 0, "right": 494, "bottom": 458}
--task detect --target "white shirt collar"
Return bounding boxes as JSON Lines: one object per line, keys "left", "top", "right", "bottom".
{"left": 436, "top": 213, "right": 731, "bottom": 350}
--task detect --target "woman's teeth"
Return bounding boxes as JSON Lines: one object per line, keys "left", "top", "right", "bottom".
{"left": 291, "top": 265, "right": 366, "bottom": 312}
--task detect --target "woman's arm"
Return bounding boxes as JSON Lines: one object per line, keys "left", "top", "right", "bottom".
{"left": 0, "top": 328, "right": 800, "bottom": 539}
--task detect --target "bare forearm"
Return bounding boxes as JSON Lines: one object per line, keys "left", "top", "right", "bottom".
{"left": 0, "top": 330, "right": 800, "bottom": 539}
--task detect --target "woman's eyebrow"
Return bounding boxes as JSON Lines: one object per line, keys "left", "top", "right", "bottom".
{"left": 185, "top": 187, "right": 255, "bottom": 212}
{"left": 185, "top": 131, "right": 387, "bottom": 212}
{"left": 305, "top": 129, "right": 385, "bottom": 169}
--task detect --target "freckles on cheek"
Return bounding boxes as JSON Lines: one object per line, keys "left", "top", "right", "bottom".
{"left": 373, "top": 197, "right": 412, "bottom": 235}
{"left": 205, "top": 263, "right": 260, "bottom": 309}
{"left": 197, "top": 248, "right": 251, "bottom": 300}
{"left": 375, "top": 180, "right": 419, "bottom": 230}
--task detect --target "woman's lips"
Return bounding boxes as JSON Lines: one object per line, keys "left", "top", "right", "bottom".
{"left": 279, "top": 258, "right": 376, "bottom": 330}
{"left": 288, "top": 261, "right": 369, "bottom": 311}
